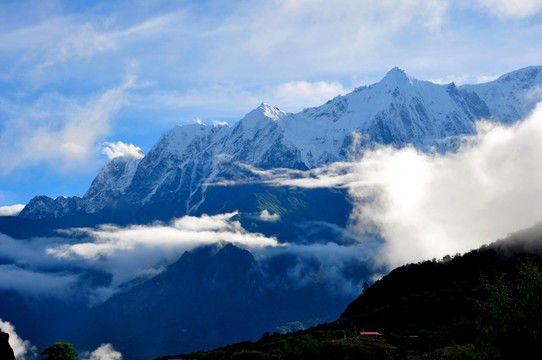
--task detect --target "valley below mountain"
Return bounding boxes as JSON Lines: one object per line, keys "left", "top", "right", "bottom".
{"left": 162, "top": 224, "right": 542, "bottom": 359}
{"left": 1, "top": 66, "right": 542, "bottom": 359}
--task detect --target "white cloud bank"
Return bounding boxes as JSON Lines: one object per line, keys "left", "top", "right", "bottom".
{"left": 80, "top": 343, "right": 122, "bottom": 360}
{"left": 246, "top": 102, "right": 542, "bottom": 269}
{"left": 258, "top": 210, "right": 280, "bottom": 222}
{"left": 46, "top": 212, "right": 280, "bottom": 298}
{"left": 0, "top": 212, "right": 282, "bottom": 305}
{"left": 350, "top": 103, "right": 542, "bottom": 268}
{"left": 0, "top": 211, "right": 370, "bottom": 305}
{"left": 0, "top": 204, "right": 25, "bottom": 216}
{"left": 0, "top": 319, "right": 36, "bottom": 360}
{"left": 50, "top": 212, "right": 279, "bottom": 260}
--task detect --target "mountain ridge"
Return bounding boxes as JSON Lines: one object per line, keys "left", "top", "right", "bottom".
{"left": 18, "top": 65, "right": 542, "bottom": 222}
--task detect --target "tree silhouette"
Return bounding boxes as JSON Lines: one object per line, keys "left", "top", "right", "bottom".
{"left": 40, "top": 342, "right": 78, "bottom": 360}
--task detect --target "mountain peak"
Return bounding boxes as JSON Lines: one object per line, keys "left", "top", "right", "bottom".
{"left": 382, "top": 67, "right": 413, "bottom": 86}
{"left": 257, "top": 102, "right": 283, "bottom": 119}
{"left": 242, "top": 103, "right": 285, "bottom": 124}
{"left": 258, "top": 102, "right": 273, "bottom": 109}
{"left": 17, "top": 66, "right": 542, "bottom": 222}
{"left": 386, "top": 66, "right": 406, "bottom": 75}
{"left": 495, "top": 65, "right": 542, "bottom": 84}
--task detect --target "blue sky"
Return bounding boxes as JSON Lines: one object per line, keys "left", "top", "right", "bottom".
{"left": 1, "top": 0, "right": 542, "bottom": 208}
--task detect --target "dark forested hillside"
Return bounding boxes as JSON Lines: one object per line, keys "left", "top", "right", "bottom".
{"left": 159, "top": 227, "right": 542, "bottom": 360}
{"left": 73, "top": 243, "right": 364, "bottom": 360}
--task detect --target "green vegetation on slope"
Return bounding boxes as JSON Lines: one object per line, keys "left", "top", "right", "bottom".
{"left": 254, "top": 188, "right": 308, "bottom": 216}
{"left": 156, "top": 234, "right": 542, "bottom": 360}
{"left": 156, "top": 330, "right": 401, "bottom": 360}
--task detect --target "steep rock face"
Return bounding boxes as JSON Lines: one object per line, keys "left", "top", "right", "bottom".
{"left": 126, "top": 124, "right": 227, "bottom": 212}
{"left": 84, "top": 154, "right": 143, "bottom": 213}
{"left": 222, "top": 104, "right": 306, "bottom": 170}
{"left": 19, "top": 154, "right": 143, "bottom": 219}
{"left": 123, "top": 104, "right": 308, "bottom": 214}
{"left": 19, "top": 66, "right": 542, "bottom": 220}
{"left": 19, "top": 195, "right": 85, "bottom": 219}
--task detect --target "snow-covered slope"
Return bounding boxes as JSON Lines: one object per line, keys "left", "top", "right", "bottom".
{"left": 126, "top": 123, "right": 229, "bottom": 213}
{"left": 84, "top": 152, "right": 144, "bottom": 213}
{"left": 459, "top": 66, "right": 542, "bottom": 124}
{"left": 19, "top": 154, "right": 143, "bottom": 218}
{"left": 123, "top": 104, "right": 307, "bottom": 214}
{"left": 19, "top": 66, "right": 542, "bottom": 220}
{"left": 283, "top": 67, "right": 490, "bottom": 166}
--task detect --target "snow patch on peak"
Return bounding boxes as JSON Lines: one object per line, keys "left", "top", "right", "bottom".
{"left": 382, "top": 67, "right": 414, "bottom": 87}
{"left": 236, "top": 103, "right": 287, "bottom": 138}
{"left": 386, "top": 66, "right": 407, "bottom": 77}
{"left": 253, "top": 102, "right": 285, "bottom": 121}
{"left": 83, "top": 154, "right": 142, "bottom": 211}
{"left": 153, "top": 123, "right": 217, "bottom": 156}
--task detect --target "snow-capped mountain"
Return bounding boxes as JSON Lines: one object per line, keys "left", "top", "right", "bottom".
{"left": 20, "top": 152, "right": 143, "bottom": 219}
{"left": 84, "top": 152, "right": 143, "bottom": 212}
{"left": 460, "top": 66, "right": 542, "bottom": 124}
{"left": 19, "top": 66, "right": 542, "bottom": 220}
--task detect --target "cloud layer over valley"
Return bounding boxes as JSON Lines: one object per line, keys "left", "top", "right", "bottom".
{"left": 4, "top": 103, "right": 542, "bottom": 309}
{"left": 0, "top": 210, "right": 375, "bottom": 308}
{"left": 240, "top": 102, "right": 542, "bottom": 268}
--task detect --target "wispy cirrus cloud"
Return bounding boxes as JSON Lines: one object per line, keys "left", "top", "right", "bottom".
{"left": 131, "top": 79, "right": 349, "bottom": 116}
{"left": 2, "top": 0, "right": 542, "bottom": 207}
{"left": 473, "top": 0, "right": 542, "bottom": 19}
{"left": 0, "top": 77, "right": 134, "bottom": 174}
{"left": 262, "top": 80, "right": 348, "bottom": 113}
{"left": 0, "top": 10, "right": 188, "bottom": 78}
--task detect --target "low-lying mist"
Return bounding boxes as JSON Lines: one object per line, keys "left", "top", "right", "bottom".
{"left": 242, "top": 102, "right": 542, "bottom": 269}
{"left": 3, "top": 102, "right": 542, "bottom": 319}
